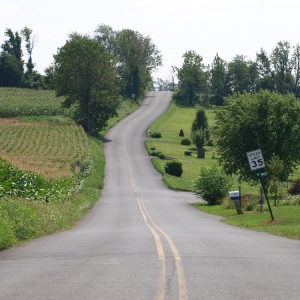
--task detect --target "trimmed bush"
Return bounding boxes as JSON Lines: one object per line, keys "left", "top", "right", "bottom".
{"left": 181, "top": 138, "right": 191, "bottom": 145}
{"left": 179, "top": 129, "right": 184, "bottom": 137}
{"left": 193, "top": 165, "right": 233, "bottom": 205}
{"left": 158, "top": 153, "right": 165, "bottom": 159}
{"left": 151, "top": 132, "right": 162, "bottom": 138}
{"left": 164, "top": 161, "right": 183, "bottom": 177}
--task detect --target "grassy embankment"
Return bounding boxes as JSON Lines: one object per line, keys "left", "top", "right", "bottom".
{"left": 0, "top": 87, "right": 140, "bottom": 250}
{"left": 145, "top": 101, "right": 300, "bottom": 240}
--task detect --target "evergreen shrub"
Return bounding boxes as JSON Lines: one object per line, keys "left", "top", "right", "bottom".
{"left": 164, "top": 161, "right": 183, "bottom": 177}
{"left": 181, "top": 138, "right": 191, "bottom": 145}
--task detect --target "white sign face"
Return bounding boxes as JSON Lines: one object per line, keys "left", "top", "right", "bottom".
{"left": 246, "top": 149, "right": 266, "bottom": 171}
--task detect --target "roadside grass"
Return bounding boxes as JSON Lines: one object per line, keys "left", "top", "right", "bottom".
{"left": 146, "top": 102, "right": 300, "bottom": 194}
{"left": 194, "top": 202, "right": 300, "bottom": 240}
{"left": 0, "top": 88, "right": 140, "bottom": 251}
{"left": 147, "top": 100, "right": 300, "bottom": 241}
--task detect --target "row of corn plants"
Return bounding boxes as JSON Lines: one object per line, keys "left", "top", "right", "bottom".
{"left": 0, "top": 157, "right": 93, "bottom": 202}
{"left": 0, "top": 87, "right": 73, "bottom": 117}
{"left": 0, "top": 121, "right": 91, "bottom": 178}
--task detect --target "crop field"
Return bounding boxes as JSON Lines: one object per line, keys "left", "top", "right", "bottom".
{"left": 0, "top": 87, "right": 71, "bottom": 117}
{"left": 0, "top": 119, "right": 90, "bottom": 178}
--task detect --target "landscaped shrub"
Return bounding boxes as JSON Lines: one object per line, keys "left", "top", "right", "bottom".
{"left": 288, "top": 178, "right": 300, "bottom": 195}
{"left": 150, "top": 151, "right": 157, "bottom": 156}
{"left": 179, "top": 129, "right": 184, "bottom": 137}
{"left": 158, "top": 153, "right": 165, "bottom": 159}
{"left": 193, "top": 165, "right": 233, "bottom": 205}
{"left": 164, "top": 161, "right": 183, "bottom": 177}
{"left": 181, "top": 138, "right": 191, "bottom": 145}
{"left": 151, "top": 132, "right": 162, "bottom": 138}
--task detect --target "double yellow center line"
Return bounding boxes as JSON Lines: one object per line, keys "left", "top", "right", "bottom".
{"left": 121, "top": 94, "right": 188, "bottom": 300}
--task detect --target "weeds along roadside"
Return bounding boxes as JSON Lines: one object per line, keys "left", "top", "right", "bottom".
{"left": 0, "top": 93, "right": 141, "bottom": 251}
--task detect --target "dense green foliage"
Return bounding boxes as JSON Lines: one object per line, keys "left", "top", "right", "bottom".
{"left": 173, "top": 51, "right": 207, "bottom": 105}
{"left": 172, "top": 41, "right": 300, "bottom": 106}
{"left": 288, "top": 178, "right": 300, "bottom": 195}
{"left": 181, "top": 138, "right": 191, "bottom": 145}
{"left": 94, "top": 24, "right": 162, "bottom": 98}
{"left": 165, "top": 161, "right": 183, "bottom": 177}
{"left": 53, "top": 35, "right": 120, "bottom": 135}
{"left": 0, "top": 27, "right": 50, "bottom": 89}
{"left": 190, "top": 107, "right": 210, "bottom": 149}
{"left": 214, "top": 90, "right": 300, "bottom": 182}
{"left": 193, "top": 165, "right": 233, "bottom": 205}
{"left": 0, "top": 157, "right": 92, "bottom": 202}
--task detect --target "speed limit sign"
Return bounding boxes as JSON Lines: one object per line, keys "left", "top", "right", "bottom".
{"left": 246, "top": 149, "right": 266, "bottom": 171}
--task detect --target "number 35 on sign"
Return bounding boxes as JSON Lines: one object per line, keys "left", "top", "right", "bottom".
{"left": 246, "top": 149, "right": 266, "bottom": 171}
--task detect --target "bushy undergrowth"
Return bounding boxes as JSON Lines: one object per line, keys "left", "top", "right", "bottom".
{"left": 0, "top": 157, "right": 93, "bottom": 202}
{"left": 165, "top": 161, "right": 183, "bottom": 177}
{"left": 181, "top": 138, "right": 191, "bottom": 145}
{"left": 193, "top": 165, "right": 233, "bottom": 205}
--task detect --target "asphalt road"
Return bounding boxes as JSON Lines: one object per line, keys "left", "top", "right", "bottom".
{"left": 1, "top": 91, "right": 300, "bottom": 300}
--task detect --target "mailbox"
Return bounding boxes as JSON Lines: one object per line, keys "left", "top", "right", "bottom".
{"left": 229, "top": 191, "right": 239, "bottom": 201}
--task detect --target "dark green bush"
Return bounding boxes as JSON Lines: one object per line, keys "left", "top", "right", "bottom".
{"left": 151, "top": 132, "right": 162, "bottom": 138}
{"left": 193, "top": 165, "right": 233, "bottom": 205}
{"left": 164, "top": 161, "right": 183, "bottom": 177}
{"left": 179, "top": 129, "right": 184, "bottom": 137}
{"left": 158, "top": 153, "right": 165, "bottom": 159}
{"left": 150, "top": 151, "right": 157, "bottom": 156}
{"left": 181, "top": 138, "right": 191, "bottom": 145}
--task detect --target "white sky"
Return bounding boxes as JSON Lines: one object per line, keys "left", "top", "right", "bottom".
{"left": 1, "top": 0, "right": 300, "bottom": 80}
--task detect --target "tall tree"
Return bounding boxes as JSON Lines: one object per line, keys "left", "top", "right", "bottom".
{"left": 21, "top": 26, "right": 36, "bottom": 75}
{"left": 0, "top": 28, "right": 23, "bottom": 86}
{"left": 94, "top": 25, "right": 162, "bottom": 98}
{"left": 214, "top": 90, "right": 300, "bottom": 182}
{"left": 256, "top": 48, "right": 276, "bottom": 91}
{"left": 209, "top": 53, "right": 230, "bottom": 105}
{"left": 174, "top": 50, "right": 208, "bottom": 106}
{"left": 53, "top": 35, "right": 120, "bottom": 135}
{"left": 270, "top": 41, "right": 294, "bottom": 94}
{"left": 227, "top": 55, "right": 258, "bottom": 94}
{"left": 291, "top": 44, "right": 300, "bottom": 98}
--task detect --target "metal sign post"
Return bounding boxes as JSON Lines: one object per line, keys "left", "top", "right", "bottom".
{"left": 246, "top": 149, "right": 274, "bottom": 220}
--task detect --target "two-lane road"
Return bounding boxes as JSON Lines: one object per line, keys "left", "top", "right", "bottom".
{"left": 1, "top": 91, "right": 300, "bottom": 300}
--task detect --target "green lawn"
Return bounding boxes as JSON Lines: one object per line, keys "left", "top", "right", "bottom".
{"left": 146, "top": 101, "right": 300, "bottom": 240}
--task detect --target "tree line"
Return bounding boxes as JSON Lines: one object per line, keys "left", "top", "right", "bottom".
{"left": 168, "top": 41, "right": 300, "bottom": 106}
{"left": 0, "top": 25, "right": 162, "bottom": 135}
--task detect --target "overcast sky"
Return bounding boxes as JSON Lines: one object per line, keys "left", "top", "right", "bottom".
{"left": 1, "top": 0, "right": 300, "bottom": 80}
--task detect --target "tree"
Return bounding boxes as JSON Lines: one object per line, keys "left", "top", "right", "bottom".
{"left": 291, "top": 44, "right": 300, "bottom": 98}
{"left": 214, "top": 90, "right": 300, "bottom": 182}
{"left": 190, "top": 107, "right": 210, "bottom": 149}
{"left": 53, "top": 35, "right": 120, "bottom": 135}
{"left": 174, "top": 51, "right": 208, "bottom": 106}
{"left": 0, "top": 53, "right": 23, "bottom": 86}
{"left": 94, "top": 25, "right": 162, "bottom": 98}
{"left": 0, "top": 28, "right": 23, "bottom": 86}
{"left": 209, "top": 53, "right": 230, "bottom": 105}
{"left": 270, "top": 41, "right": 294, "bottom": 94}
{"left": 256, "top": 48, "right": 276, "bottom": 92}
{"left": 20, "top": 26, "right": 36, "bottom": 75}
{"left": 227, "top": 55, "right": 258, "bottom": 94}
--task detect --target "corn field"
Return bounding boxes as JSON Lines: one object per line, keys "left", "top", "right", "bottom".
{"left": 0, "top": 119, "right": 91, "bottom": 178}
{"left": 0, "top": 87, "right": 72, "bottom": 117}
